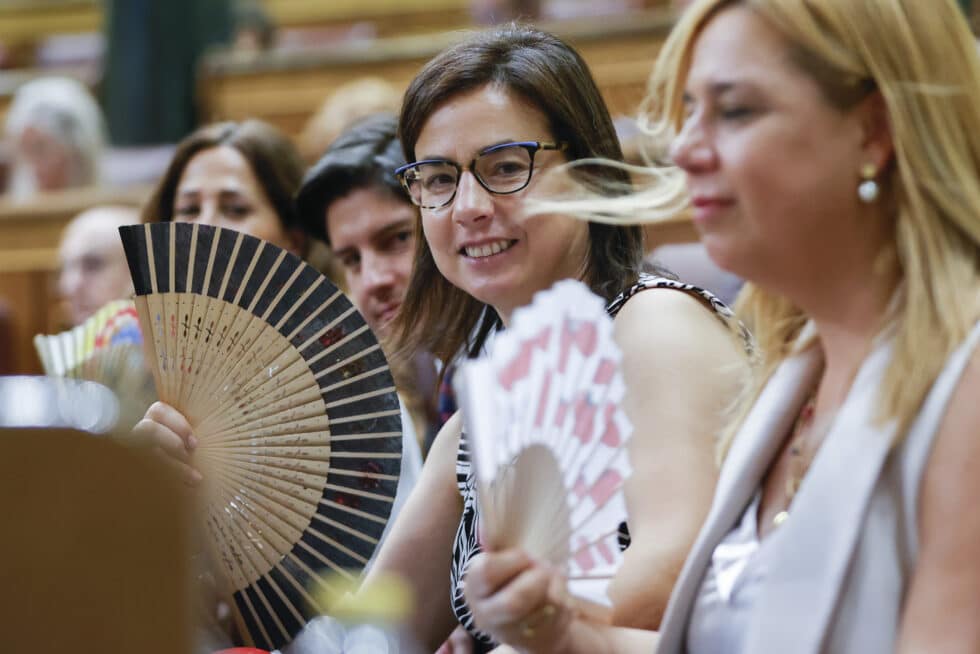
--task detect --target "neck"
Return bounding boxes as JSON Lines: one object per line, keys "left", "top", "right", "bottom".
{"left": 805, "top": 263, "right": 900, "bottom": 413}
{"left": 777, "top": 202, "right": 900, "bottom": 410}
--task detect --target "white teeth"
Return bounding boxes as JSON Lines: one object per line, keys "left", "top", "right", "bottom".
{"left": 465, "top": 240, "right": 513, "bottom": 258}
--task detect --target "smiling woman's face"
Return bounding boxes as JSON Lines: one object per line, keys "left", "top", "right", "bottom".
{"left": 413, "top": 84, "right": 590, "bottom": 321}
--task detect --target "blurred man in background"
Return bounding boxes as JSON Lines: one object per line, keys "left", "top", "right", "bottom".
{"left": 57, "top": 205, "right": 137, "bottom": 326}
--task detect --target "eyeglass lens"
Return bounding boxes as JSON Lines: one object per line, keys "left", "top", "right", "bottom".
{"left": 403, "top": 144, "right": 536, "bottom": 208}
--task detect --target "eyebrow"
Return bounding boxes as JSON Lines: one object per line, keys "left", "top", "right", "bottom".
{"left": 176, "top": 188, "right": 250, "bottom": 201}
{"left": 373, "top": 218, "right": 414, "bottom": 241}
{"left": 418, "top": 138, "right": 522, "bottom": 162}
{"left": 685, "top": 78, "right": 764, "bottom": 102}
{"left": 331, "top": 218, "right": 414, "bottom": 257}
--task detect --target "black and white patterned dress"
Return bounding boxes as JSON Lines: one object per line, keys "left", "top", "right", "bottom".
{"left": 448, "top": 274, "right": 741, "bottom": 650}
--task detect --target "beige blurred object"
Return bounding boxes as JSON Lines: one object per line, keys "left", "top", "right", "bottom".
{"left": 0, "top": 425, "right": 192, "bottom": 653}
{"left": 298, "top": 76, "right": 402, "bottom": 163}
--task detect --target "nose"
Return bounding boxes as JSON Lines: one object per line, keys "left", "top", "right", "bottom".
{"left": 58, "top": 265, "right": 81, "bottom": 299}
{"left": 669, "top": 115, "right": 717, "bottom": 175}
{"left": 360, "top": 251, "right": 397, "bottom": 294}
{"left": 452, "top": 170, "right": 493, "bottom": 226}
{"left": 194, "top": 201, "right": 220, "bottom": 227}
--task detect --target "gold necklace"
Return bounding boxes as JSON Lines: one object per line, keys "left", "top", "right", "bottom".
{"left": 772, "top": 392, "right": 818, "bottom": 527}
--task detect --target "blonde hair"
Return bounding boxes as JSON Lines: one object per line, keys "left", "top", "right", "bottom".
{"left": 558, "top": 0, "right": 980, "bottom": 451}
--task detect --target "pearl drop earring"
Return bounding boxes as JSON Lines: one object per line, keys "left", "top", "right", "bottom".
{"left": 858, "top": 163, "right": 879, "bottom": 204}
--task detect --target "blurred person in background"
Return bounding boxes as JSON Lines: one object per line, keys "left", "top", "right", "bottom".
{"left": 298, "top": 77, "right": 402, "bottom": 165}
{"left": 469, "top": 0, "right": 542, "bottom": 23}
{"left": 3, "top": 76, "right": 105, "bottom": 199}
{"left": 469, "top": 0, "right": 645, "bottom": 23}
{"left": 232, "top": 0, "right": 277, "bottom": 54}
{"left": 141, "top": 119, "right": 308, "bottom": 258}
{"left": 296, "top": 77, "right": 403, "bottom": 284}
{"left": 296, "top": 113, "right": 439, "bottom": 451}
{"left": 141, "top": 118, "right": 306, "bottom": 652}
{"left": 57, "top": 205, "right": 138, "bottom": 327}
{"left": 137, "top": 117, "right": 424, "bottom": 650}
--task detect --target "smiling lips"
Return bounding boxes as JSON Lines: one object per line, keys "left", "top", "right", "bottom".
{"left": 461, "top": 239, "right": 517, "bottom": 258}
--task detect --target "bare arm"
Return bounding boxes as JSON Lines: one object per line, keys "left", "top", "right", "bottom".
{"left": 609, "top": 289, "right": 748, "bottom": 629}
{"left": 897, "top": 348, "right": 980, "bottom": 653}
{"left": 363, "top": 411, "right": 465, "bottom": 650}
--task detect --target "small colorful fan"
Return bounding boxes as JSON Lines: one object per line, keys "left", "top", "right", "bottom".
{"left": 34, "top": 299, "right": 155, "bottom": 431}
{"left": 118, "top": 222, "right": 403, "bottom": 652}
{"left": 456, "top": 280, "right": 632, "bottom": 612}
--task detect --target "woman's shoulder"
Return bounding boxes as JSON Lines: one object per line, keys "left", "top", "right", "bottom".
{"left": 607, "top": 272, "right": 748, "bottom": 348}
{"left": 607, "top": 272, "right": 737, "bottom": 324}
{"left": 609, "top": 275, "right": 750, "bottom": 378}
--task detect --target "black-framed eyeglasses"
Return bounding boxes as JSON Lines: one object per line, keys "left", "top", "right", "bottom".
{"left": 394, "top": 141, "right": 568, "bottom": 209}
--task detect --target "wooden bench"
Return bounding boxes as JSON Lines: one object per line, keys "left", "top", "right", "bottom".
{"left": 199, "top": 8, "right": 676, "bottom": 140}
{"left": 0, "top": 0, "right": 473, "bottom": 63}
{"left": 0, "top": 0, "right": 476, "bottom": 127}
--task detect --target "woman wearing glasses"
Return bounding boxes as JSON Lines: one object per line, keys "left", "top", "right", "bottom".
{"left": 367, "top": 25, "right": 749, "bottom": 652}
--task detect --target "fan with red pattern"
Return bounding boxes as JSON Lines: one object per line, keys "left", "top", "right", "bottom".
{"left": 456, "top": 280, "right": 632, "bottom": 613}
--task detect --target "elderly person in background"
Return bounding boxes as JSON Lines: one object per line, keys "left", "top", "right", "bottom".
{"left": 57, "top": 205, "right": 138, "bottom": 326}
{"left": 4, "top": 77, "right": 105, "bottom": 198}
{"left": 297, "top": 77, "right": 402, "bottom": 165}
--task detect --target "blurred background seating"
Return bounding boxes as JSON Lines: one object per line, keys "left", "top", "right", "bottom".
{"left": 0, "top": 0, "right": 975, "bottom": 375}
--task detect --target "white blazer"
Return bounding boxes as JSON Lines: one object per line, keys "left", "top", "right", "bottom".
{"left": 656, "top": 320, "right": 980, "bottom": 654}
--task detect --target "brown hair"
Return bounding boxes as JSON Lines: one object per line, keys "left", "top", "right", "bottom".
{"left": 295, "top": 113, "right": 408, "bottom": 244}
{"left": 392, "top": 24, "right": 644, "bottom": 366}
{"left": 142, "top": 120, "right": 306, "bottom": 253}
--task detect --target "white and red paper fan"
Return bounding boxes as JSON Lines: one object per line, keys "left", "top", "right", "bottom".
{"left": 457, "top": 280, "right": 632, "bottom": 611}
{"left": 118, "top": 222, "right": 403, "bottom": 652}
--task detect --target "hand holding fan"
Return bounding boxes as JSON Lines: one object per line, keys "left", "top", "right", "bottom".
{"left": 456, "top": 280, "right": 632, "bottom": 613}
{"left": 118, "top": 222, "right": 403, "bottom": 652}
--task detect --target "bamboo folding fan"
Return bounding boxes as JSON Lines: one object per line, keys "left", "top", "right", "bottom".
{"left": 118, "top": 222, "right": 403, "bottom": 651}
{"left": 456, "top": 280, "right": 633, "bottom": 613}
{"left": 34, "top": 299, "right": 155, "bottom": 432}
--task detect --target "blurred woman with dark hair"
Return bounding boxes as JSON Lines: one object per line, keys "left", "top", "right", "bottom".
{"left": 142, "top": 119, "right": 308, "bottom": 258}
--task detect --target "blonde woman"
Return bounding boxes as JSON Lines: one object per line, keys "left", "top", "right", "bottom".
{"left": 465, "top": 0, "right": 980, "bottom": 652}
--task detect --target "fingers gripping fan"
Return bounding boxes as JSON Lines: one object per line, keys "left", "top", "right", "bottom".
{"left": 457, "top": 280, "right": 632, "bottom": 613}
{"left": 119, "top": 223, "right": 402, "bottom": 651}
